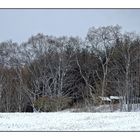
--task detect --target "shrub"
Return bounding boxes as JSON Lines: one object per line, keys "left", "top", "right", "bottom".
{"left": 34, "top": 96, "right": 72, "bottom": 112}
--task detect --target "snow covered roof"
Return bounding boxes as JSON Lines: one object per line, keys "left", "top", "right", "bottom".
{"left": 99, "top": 96, "right": 123, "bottom": 101}
{"left": 99, "top": 96, "right": 111, "bottom": 101}
{"left": 110, "top": 96, "right": 122, "bottom": 100}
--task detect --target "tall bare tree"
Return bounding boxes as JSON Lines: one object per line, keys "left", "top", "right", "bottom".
{"left": 86, "top": 25, "right": 121, "bottom": 100}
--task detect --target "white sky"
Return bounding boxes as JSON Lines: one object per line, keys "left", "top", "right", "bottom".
{"left": 0, "top": 9, "right": 140, "bottom": 43}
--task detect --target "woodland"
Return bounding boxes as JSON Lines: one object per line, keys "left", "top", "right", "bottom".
{"left": 0, "top": 25, "right": 140, "bottom": 112}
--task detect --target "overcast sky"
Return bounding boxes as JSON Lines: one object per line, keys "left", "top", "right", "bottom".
{"left": 0, "top": 9, "right": 140, "bottom": 43}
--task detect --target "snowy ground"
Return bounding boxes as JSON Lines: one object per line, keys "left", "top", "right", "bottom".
{"left": 0, "top": 112, "right": 140, "bottom": 131}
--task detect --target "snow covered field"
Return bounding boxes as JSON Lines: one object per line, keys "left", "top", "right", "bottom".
{"left": 0, "top": 112, "right": 140, "bottom": 131}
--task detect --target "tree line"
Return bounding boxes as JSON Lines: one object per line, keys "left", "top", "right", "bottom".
{"left": 0, "top": 25, "right": 140, "bottom": 112}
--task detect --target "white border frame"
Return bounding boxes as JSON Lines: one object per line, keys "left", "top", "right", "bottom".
{"left": 0, "top": 0, "right": 140, "bottom": 8}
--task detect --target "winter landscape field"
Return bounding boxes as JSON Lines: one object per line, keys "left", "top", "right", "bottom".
{"left": 1, "top": 9, "right": 140, "bottom": 132}
{"left": 0, "top": 112, "right": 140, "bottom": 131}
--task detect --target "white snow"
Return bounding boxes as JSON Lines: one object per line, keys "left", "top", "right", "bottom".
{"left": 0, "top": 112, "right": 140, "bottom": 131}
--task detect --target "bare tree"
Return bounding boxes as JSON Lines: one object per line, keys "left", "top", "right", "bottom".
{"left": 111, "top": 33, "right": 140, "bottom": 111}
{"left": 86, "top": 25, "right": 121, "bottom": 101}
